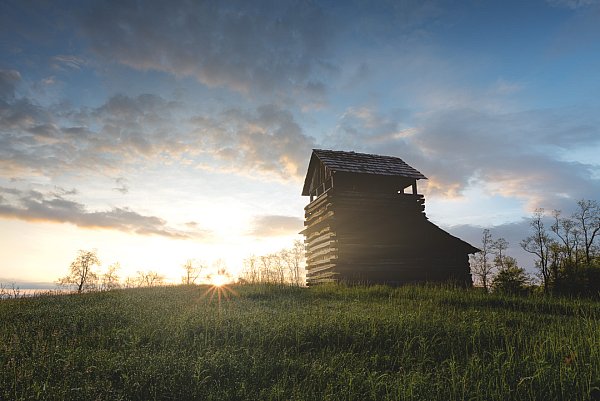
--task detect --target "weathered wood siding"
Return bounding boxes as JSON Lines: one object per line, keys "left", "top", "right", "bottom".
{"left": 303, "top": 189, "right": 473, "bottom": 286}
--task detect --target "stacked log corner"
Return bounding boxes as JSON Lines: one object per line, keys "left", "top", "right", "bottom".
{"left": 303, "top": 190, "right": 473, "bottom": 286}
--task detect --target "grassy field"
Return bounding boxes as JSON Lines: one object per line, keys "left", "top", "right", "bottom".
{"left": 1, "top": 284, "right": 599, "bottom": 401}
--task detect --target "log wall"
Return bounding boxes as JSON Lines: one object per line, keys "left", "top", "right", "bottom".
{"left": 303, "top": 190, "right": 473, "bottom": 286}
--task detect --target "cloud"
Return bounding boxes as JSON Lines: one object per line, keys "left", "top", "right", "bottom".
{"left": 91, "top": 93, "right": 185, "bottom": 158}
{"left": 0, "top": 78, "right": 80, "bottom": 176}
{"left": 0, "top": 186, "right": 209, "bottom": 240}
{"left": 0, "top": 90, "right": 186, "bottom": 177}
{"left": 410, "top": 107, "right": 600, "bottom": 205}
{"left": 81, "top": 0, "right": 334, "bottom": 96}
{"left": 192, "top": 104, "right": 316, "bottom": 180}
{"left": 547, "top": 0, "right": 600, "bottom": 9}
{"left": 491, "top": 79, "right": 522, "bottom": 95}
{"left": 113, "top": 177, "right": 129, "bottom": 194}
{"left": 548, "top": 2, "right": 600, "bottom": 55}
{"left": 2, "top": 75, "right": 314, "bottom": 182}
{"left": 325, "top": 105, "right": 600, "bottom": 208}
{"left": 52, "top": 186, "right": 78, "bottom": 196}
{"left": 329, "top": 107, "right": 412, "bottom": 148}
{"left": 249, "top": 214, "right": 304, "bottom": 237}
{"left": 0, "top": 70, "right": 21, "bottom": 101}
{"left": 51, "top": 55, "right": 86, "bottom": 71}
{"left": 41, "top": 77, "right": 56, "bottom": 86}
{"left": 445, "top": 219, "right": 536, "bottom": 272}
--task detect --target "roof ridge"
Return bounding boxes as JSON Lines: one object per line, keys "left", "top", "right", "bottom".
{"left": 310, "top": 149, "right": 427, "bottom": 180}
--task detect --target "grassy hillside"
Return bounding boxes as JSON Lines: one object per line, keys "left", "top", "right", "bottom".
{"left": 1, "top": 284, "right": 599, "bottom": 401}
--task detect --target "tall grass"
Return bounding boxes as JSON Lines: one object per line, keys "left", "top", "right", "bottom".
{"left": 1, "top": 284, "right": 598, "bottom": 400}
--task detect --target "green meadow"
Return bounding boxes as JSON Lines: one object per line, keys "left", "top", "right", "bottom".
{"left": 1, "top": 284, "right": 599, "bottom": 401}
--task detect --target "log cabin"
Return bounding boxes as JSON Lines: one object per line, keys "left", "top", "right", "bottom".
{"left": 301, "top": 149, "right": 478, "bottom": 286}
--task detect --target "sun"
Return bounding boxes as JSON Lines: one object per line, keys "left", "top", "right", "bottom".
{"left": 210, "top": 274, "right": 229, "bottom": 287}
{"left": 202, "top": 273, "right": 237, "bottom": 306}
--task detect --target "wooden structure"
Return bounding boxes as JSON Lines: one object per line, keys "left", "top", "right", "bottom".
{"left": 301, "top": 149, "right": 478, "bottom": 286}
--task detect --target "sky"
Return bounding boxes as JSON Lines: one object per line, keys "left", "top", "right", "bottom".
{"left": 1, "top": 0, "right": 599, "bottom": 287}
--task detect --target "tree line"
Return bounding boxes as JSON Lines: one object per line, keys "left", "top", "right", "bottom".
{"left": 471, "top": 199, "right": 600, "bottom": 297}
{"left": 238, "top": 240, "right": 305, "bottom": 286}
{"left": 57, "top": 250, "right": 168, "bottom": 293}
{"left": 9, "top": 200, "right": 596, "bottom": 298}
{"left": 56, "top": 252, "right": 241, "bottom": 292}
{"left": 54, "top": 240, "right": 306, "bottom": 294}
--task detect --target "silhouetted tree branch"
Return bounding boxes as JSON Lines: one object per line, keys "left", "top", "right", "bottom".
{"left": 521, "top": 209, "right": 554, "bottom": 293}
{"left": 574, "top": 200, "right": 600, "bottom": 265}
{"left": 471, "top": 229, "right": 494, "bottom": 292}
{"left": 182, "top": 259, "right": 205, "bottom": 285}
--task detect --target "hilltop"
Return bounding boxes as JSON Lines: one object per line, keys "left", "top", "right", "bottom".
{"left": 1, "top": 285, "right": 599, "bottom": 400}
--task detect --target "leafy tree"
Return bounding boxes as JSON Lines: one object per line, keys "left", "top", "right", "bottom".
{"left": 471, "top": 229, "right": 494, "bottom": 292}
{"left": 492, "top": 258, "right": 531, "bottom": 295}
{"left": 519, "top": 200, "right": 600, "bottom": 297}
{"left": 59, "top": 249, "right": 100, "bottom": 293}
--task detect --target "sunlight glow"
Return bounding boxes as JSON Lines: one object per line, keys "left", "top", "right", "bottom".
{"left": 210, "top": 274, "right": 229, "bottom": 287}
{"left": 202, "top": 279, "right": 238, "bottom": 307}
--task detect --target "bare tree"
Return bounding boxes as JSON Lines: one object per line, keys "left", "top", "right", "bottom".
{"left": 551, "top": 210, "right": 580, "bottom": 270}
{"left": 100, "top": 262, "right": 121, "bottom": 291}
{"left": 471, "top": 229, "right": 494, "bottom": 292}
{"left": 521, "top": 209, "right": 555, "bottom": 292}
{"left": 123, "top": 276, "right": 136, "bottom": 288}
{"left": 58, "top": 249, "right": 100, "bottom": 293}
{"left": 240, "top": 255, "right": 260, "bottom": 284}
{"left": 135, "top": 270, "right": 165, "bottom": 287}
{"left": 150, "top": 272, "right": 165, "bottom": 286}
{"left": 282, "top": 240, "right": 306, "bottom": 286}
{"left": 259, "top": 254, "right": 276, "bottom": 283}
{"left": 239, "top": 241, "right": 306, "bottom": 286}
{"left": 491, "top": 237, "right": 509, "bottom": 270}
{"left": 181, "top": 259, "right": 204, "bottom": 285}
{"left": 0, "top": 282, "right": 21, "bottom": 299}
{"left": 272, "top": 252, "right": 287, "bottom": 284}
{"left": 573, "top": 200, "right": 600, "bottom": 265}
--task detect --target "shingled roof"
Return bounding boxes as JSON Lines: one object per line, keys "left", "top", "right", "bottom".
{"left": 311, "top": 149, "right": 427, "bottom": 179}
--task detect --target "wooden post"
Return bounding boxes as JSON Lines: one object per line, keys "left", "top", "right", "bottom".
{"left": 412, "top": 182, "right": 417, "bottom": 195}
